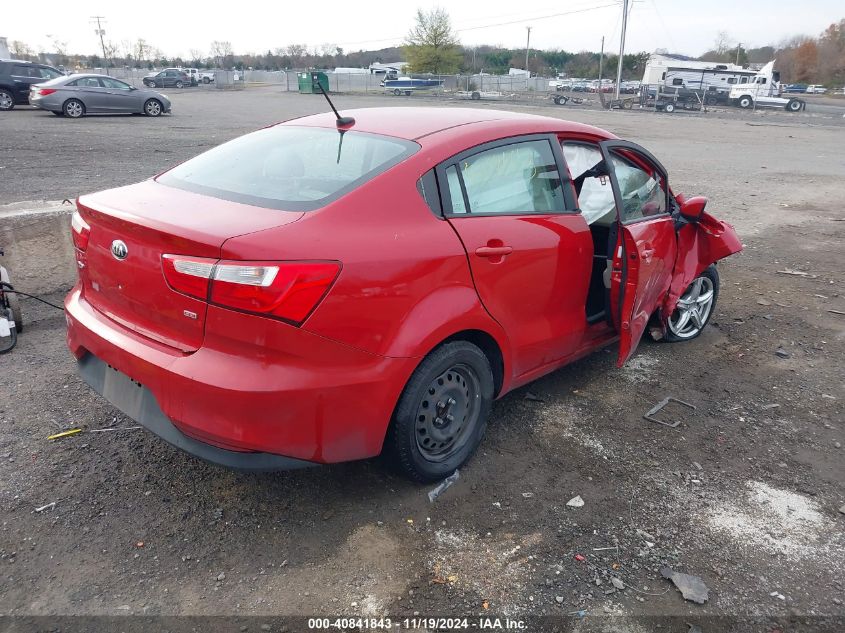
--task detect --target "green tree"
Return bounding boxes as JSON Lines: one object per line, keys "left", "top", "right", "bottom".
{"left": 404, "top": 8, "right": 462, "bottom": 74}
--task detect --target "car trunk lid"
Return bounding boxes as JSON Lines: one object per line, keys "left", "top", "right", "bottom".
{"left": 77, "top": 180, "right": 304, "bottom": 352}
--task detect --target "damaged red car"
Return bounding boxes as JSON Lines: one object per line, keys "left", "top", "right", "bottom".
{"left": 65, "top": 107, "right": 741, "bottom": 481}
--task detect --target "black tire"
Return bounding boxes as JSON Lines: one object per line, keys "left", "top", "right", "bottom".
{"left": 664, "top": 102, "right": 675, "bottom": 113}
{"left": 738, "top": 95, "right": 753, "bottom": 109}
{"left": 663, "top": 265, "right": 719, "bottom": 343}
{"left": 7, "top": 294, "right": 22, "bottom": 334}
{"left": 393, "top": 88, "right": 401, "bottom": 96}
{"left": 553, "top": 96, "right": 562, "bottom": 105}
{"left": 175, "top": 80, "right": 184, "bottom": 89}
{"left": 147, "top": 80, "right": 157, "bottom": 88}
{"left": 143, "top": 99, "right": 163, "bottom": 117}
{"left": 0, "top": 89, "right": 14, "bottom": 111}
{"left": 786, "top": 98, "right": 802, "bottom": 112}
{"left": 63, "top": 99, "right": 85, "bottom": 118}
{"left": 202, "top": 77, "right": 211, "bottom": 84}
{"left": 386, "top": 341, "right": 494, "bottom": 482}
{"left": 471, "top": 91, "right": 481, "bottom": 100}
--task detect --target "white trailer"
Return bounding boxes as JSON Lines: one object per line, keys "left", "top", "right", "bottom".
{"left": 728, "top": 61, "right": 805, "bottom": 112}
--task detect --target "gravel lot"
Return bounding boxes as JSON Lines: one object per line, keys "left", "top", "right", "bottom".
{"left": 1, "top": 87, "right": 844, "bottom": 632}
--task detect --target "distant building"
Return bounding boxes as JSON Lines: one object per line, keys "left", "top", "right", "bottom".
{"left": 508, "top": 68, "right": 530, "bottom": 77}
{"left": 369, "top": 61, "right": 408, "bottom": 75}
{"left": 0, "top": 37, "right": 10, "bottom": 59}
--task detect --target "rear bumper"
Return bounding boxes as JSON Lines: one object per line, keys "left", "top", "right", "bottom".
{"left": 78, "top": 353, "right": 312, "bottom": 471}
{"left": 65, "top": 285, "right": 415, "bottom": 466}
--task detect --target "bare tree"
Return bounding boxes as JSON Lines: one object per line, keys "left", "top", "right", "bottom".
{"left": 210, "top": 41, "right": 233, "bottom": 68}
{"left": 10, "top": 40, "right": 35, "bottom": 59}
{"left": 714, "top": 31, "right": 732, "bottom": 55}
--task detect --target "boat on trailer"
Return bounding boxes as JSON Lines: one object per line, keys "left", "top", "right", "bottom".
{"left": 382, "top": 77, "right": 444, "bottom": 96}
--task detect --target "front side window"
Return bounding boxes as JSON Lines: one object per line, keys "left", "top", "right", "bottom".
{"left": 452, "top": 140, "right": 565, "bottom": 214}
{"left": 158, "top": 126, "right": 418, "bottom": 211}
{"left": 562, "top": 143, "right": 616, "bottom": 226}
{"left": 608, "top": 152, "right": 667, "bottom": 223}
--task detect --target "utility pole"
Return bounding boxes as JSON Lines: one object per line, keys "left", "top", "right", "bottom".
{"left": 598, "top": 36, "right": 604, "bottom": 85}
{"left": 735, "top": 42, "right": 742, "bottom": 66}
{"left": 525, "top": 26, "right": 532, "bottom": 72}
{"left": 91, "top": 16, "right": 110, "bottom": 75}
{"left": 614, "top": 0, "right": 629, "bottom": 100}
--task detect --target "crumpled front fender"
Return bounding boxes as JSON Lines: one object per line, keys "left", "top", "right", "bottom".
{"left": 661, "top": 211, "right": 743, "bottom": 320}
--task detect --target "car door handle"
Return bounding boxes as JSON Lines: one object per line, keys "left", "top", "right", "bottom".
{"left": 641, "top": 248, "right": 655, "bottom": 259}
{"left": 475, "top": 246, "right": 513, "bottom": 258}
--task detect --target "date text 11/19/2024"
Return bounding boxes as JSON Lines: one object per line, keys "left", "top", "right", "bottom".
{"left": 308, "top": 617, "right": 528, "bottom": 630}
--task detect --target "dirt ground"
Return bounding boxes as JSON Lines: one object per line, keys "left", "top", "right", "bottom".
{"left": 0, "top": 88, "right": 843, "bottom": 632}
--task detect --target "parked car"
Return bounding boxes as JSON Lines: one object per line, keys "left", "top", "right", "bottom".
{"left": 29, "top": 74, "right": 171, "bottom": 118}
{"left": 162, "top": 67, "right": 200, "bottom": 86}
{"left": 0, "top": 59, "right": 64, "bottom": 110}
{"left": 782, "top": 83, "right": 808, "bottom": 93}
{"left": 143, "top": 69, "right": 189, "bottom": 88}
{"left": 805, "top": 84, "right": 827, "bottom": 94}
{"left": 65, "top": 107, "right": 742, "bottom": 481}
{"left": 199, "top": 70, "right": 216, "bottom": 84}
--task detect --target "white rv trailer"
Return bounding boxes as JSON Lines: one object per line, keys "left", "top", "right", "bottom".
{"left": 662, "top": 66, "right": 758, "bottom": 101}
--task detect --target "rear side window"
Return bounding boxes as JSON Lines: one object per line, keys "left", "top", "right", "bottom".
{"left": 38, "top": 67, "right": 63, "bottom": 79}
{"left": 158, "top": 126, "right": 418, "bottom": 211}
{"left": 453, "top": 140, "right": 565, "bottom": 214}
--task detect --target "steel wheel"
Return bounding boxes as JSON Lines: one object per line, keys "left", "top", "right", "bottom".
{"left": 387, "top": 341, "right": 494, "bottom": 482}
{"left": 144, "top": 99, "right": 162, "bottom": 116}
{"left": 0, "top": 90, "right": 13, "bottom": 111}
{"left": 64, "top": 99, "right": 84, "bottom": 118}
{"left": 415, "top": 364, "right": 482, "bottom": 463}
{"left": 668, "top": 276, "right": 715, "bottom": 340}
{"left": 175, "top": 80, "right": 183, "bottom": 88}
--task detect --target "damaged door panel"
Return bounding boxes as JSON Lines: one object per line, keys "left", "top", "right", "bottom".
{"left": 598, "top": 140, "right": 677, "bottom": 367}
{"left": 661, "top": 195, "right": 743, "bottom": 322}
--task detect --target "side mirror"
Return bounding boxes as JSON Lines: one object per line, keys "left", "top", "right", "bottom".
{"left": 679, "top": 195, "right": 707, "bottom": 222}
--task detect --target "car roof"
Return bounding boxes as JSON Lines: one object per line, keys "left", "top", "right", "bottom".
{"left": 283, "top": 107, "right": 610, "bottom": 141}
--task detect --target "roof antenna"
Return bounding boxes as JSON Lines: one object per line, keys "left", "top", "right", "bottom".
{"left": 312, "top": 73, "right": 355, "bottom": 128}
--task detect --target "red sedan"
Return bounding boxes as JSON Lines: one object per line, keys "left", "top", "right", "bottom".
{"left": 65, "top": 107, "right": 741, "bottom": 481}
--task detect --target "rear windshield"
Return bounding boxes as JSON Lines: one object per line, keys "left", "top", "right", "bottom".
{"left": 157, "top": 125, "right": 418, "bottom": 211}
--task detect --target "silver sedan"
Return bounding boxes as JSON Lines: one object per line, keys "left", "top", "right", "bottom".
{"left": 29, "top": 74, "right": 172, "bottom": 118}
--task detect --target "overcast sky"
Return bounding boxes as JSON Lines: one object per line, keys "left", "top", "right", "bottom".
{"left": 3, "top": 0, "right": 842, "bottom": 60}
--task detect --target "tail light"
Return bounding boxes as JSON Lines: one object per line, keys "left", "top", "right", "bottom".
{"left": 161, "top": 255, "right": 215, "bottom": 300}
{"left": 71, "top": 210, "right": 91, "bottom": 251}
{"left": 35, "top": 88, "right": 57, "bottom": 96}
{"left": 162, "top": 255, "right": 340, "bottom": 325}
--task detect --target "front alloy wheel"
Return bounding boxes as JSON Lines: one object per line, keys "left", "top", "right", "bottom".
{"left": 144, "top": 99, "right": 162, "bottom": 116}
{"left": 666, "top": 266, "right": 719, "bottom": 341}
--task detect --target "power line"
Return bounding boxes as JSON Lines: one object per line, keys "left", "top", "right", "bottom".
{"left": 334, "top": 2, "right": 619, "bottom": 48}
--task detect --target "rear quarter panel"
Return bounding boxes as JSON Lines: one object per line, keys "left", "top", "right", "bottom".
{"left": 218, "top": 155, "right": 511, "bottom": 367}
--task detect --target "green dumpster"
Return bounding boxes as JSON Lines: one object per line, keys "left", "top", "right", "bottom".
{"left": 298, "top": 71, "right": 329, "bottom": 94}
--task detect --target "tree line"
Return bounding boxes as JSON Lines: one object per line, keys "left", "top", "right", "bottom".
{"left": 6, "top": 12, "right": 843, "bottom": 86}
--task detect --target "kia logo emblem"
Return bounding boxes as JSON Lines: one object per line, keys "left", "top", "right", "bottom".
{"left": 111, "top": 240, "right": 128, "bottom": 260}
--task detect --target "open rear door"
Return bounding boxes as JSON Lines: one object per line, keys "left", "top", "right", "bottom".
{"left": 598, "top": 140, "right": 678, "bottom": 367}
